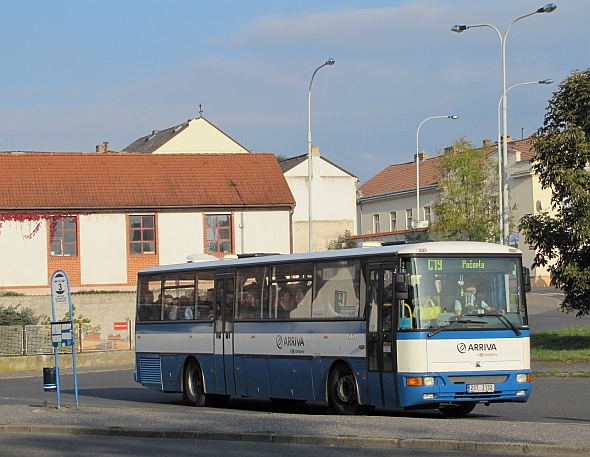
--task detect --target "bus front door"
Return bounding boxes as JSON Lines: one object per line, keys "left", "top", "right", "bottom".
{"left": 366, "top": 265, "right": 399, "bottom": 407}
{"left": 213, "top": 273, "right": 236, "bottom": 395}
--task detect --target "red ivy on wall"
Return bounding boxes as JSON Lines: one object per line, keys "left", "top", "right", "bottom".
{"left": 0, "top": 213, "right": 75, "bottom": 239}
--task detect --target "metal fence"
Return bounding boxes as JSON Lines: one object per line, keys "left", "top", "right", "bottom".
{"left": 0, "top": 321, "right": 133, "bottom": 356}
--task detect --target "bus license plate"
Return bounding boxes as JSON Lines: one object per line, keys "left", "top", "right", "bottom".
{"left": 468, "top": 384, "right": 494, "bottom": 393}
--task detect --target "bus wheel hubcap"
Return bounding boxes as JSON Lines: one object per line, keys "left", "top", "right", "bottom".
{"left": 336, "top": 375, "right": 356, "bottom": 403}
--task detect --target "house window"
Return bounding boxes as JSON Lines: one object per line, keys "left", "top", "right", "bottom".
{"left": 206, "top": 214, "right": 232, "bottom": 253}
{"left": 373, "top": 214, "right": 380, "bottom": 234}
{"left": 130, "top": 215, "right": 155, "bottom": 254}
{"left": 389, "top": 211, "right": 397, "bottom": 232}
{"left": 50, "top": 216, "right": 77, "bottom": 256}
{"left": 406, "top": 209, "right": 413, "bottom": 229}
{"left": 424, "top": 206, "right": 432, "bottom": 222}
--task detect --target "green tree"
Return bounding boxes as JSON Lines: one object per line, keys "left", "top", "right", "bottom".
{"left": 0, "top": 304, "right": 39, "bottom": 326}
{"left": 519, "top": 69, "right": 590, "bottom": 317}
{"left": 430, "top": 137, "right": 502, "bottom": 242}
{"left": 326, "top": 230, "right": 357, "bottom": 250}
{"left": 39, "top": 304, "right": 91, "bottom": 325}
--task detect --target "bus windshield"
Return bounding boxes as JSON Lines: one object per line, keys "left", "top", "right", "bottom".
{"left": 399, "top": 256, "right": 528, "bottom": 331}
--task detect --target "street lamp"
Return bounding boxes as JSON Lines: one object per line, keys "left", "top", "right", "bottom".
{"left": 496, "top": 79, "right": 553, "bottom": 242}
{"left": 452, "top": 3, "right": 557, "bottom": 243}
{"left": 415, "top": 115, "right": 458, "bottom": 229}
{"left": 307, "top": 58, "right": 335, "bottom": 252}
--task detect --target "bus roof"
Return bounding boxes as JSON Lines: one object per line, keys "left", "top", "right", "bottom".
{"left": 138, "top": 241, "right": 522, "bottom": 275}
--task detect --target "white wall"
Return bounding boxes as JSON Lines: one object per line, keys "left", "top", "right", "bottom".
{"left": 158, "top": 212, "right": 205, "bottom": 264}
{"left": 80, "top": 214, "right": 127, "bottom": 285}
{"left": 234, "top": 210, "right": 291, "bottom": 254}
{"left": 284, "top": 156, "right": 357, "bottom": 252}
{"left": 154, "top": 118, "right": 248, "bottom": 154}
{"left": 0, "top": 220, "right": 48, "bottom": 286}
{"left": 285, "top": 158, "right": 357, "bottom": 224}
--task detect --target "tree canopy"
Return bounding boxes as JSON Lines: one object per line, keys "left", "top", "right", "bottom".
{"left": 519, "top": 69, "right": 590, "bottom": 316}
{"left": 326, "top": 230, "right": 357, "bottom": 250}
{"left": 430, "top": 137, "right": 501, "bottom": 242}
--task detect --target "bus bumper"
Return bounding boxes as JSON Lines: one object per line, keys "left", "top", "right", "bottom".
{"left": 397, "top": 370, "right": 533, "bottom": 408}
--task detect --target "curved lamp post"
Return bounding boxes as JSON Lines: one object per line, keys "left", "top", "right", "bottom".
{"left": 415, "top": 115, "right": 458, "bottom": 229}
{"left": 452, "top": 3, "right": 557, "bottom": 243}
{"left": 496, "top": 79, "right": 553, "bottom": 242}
{"left": 307, "top": 58, "right": 335, "bottom": 252}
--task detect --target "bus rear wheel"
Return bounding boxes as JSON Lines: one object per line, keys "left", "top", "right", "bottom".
{"left": 328, "top": 364, "right": 370, "bottom": 415}
{"left": 438, "top": 402, "right": 476, "bottom": 417}
{"left": 184, "top": 360, "right": 206, "bottom": 407}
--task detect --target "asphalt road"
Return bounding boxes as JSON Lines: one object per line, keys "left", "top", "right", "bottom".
{"left": 526, "top": 288, "right": 588, "bottom": 333}
{"left": 1, "top": 368, "right": 588, "bottom": 425}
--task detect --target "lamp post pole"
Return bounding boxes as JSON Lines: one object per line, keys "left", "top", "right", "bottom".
{"left": 415, "top": 115, "right": 458, "bottom": 229}
{"left": 452, "top": 3, "right": 557, "bottom": 244}
{"left": 307, "top": 58, "right": 335, "bottom": 252}
{"left": 496, "top": 79, "right": 553, "bottom": 242}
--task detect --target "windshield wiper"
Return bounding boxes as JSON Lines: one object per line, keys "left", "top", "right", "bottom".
{"left": 485, "top": 313, "right": 521, "bottom": 336}
{"left": 427, "top": 319, "right": 483, "bottom": 338}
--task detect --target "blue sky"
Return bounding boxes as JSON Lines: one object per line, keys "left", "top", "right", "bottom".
{"left": 0, "top": 0, "right": 587, "bottom": 183}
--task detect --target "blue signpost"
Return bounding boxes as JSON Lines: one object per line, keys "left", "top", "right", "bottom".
{"left": 50, "top": 269, "right": 79, "bottom": 409}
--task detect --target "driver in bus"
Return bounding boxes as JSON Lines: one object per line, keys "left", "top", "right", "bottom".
{"left": 461, "top": 282, "right": 499, "bottom": 314}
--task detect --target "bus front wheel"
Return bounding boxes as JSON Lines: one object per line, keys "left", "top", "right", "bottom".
{"left": 328, "top": 364, "right": 370, "bottom": 415}
{"left": 438, "top": 402, "right": 476, "bottom": 417}
{"left": 184, "top": 360, "right": 206, "bottom": 407}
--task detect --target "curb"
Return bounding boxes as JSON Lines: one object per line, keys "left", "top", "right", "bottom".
{"left": 1, "top": 424, "right": 589, "bottom": 455}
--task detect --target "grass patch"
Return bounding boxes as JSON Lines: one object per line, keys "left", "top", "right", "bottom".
{"left": 531, "top": 326, "right": 590, "bottom": 363}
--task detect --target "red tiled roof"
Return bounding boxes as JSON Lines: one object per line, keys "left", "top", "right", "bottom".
{"left": 359, "top": 156, "right": 443, "bottom": 198}
{"left": 507, "top": 138, "right": 535, "bottom": 161}
{"left": 359, "top": 138, "right": 536, "bottom": 198}
{"left": 0, "top": 153, "right": 295, "bottom": 211}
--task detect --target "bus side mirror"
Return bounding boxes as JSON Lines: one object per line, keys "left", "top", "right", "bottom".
{"left": 395, "top": 273, "right": 409, "bottom": 300}
{"left": 523, "top": 267, "right": 531, "bottom": 293}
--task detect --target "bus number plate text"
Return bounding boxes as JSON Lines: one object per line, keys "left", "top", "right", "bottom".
{"left": 467, "top": 384, "right": 494, "bottom": 393}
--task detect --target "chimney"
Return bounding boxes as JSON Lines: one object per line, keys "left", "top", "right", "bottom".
{"left": 311, "top": 145, "right": 320, "bottom": 157}
{"left": 414, "top": 151, "right": 428, "bottom": 163}
{"left": 483, "top": 139, "right": 492, "bottom": 148}
{"left": 96, "top": 142, "right": 109, "bottom": 153}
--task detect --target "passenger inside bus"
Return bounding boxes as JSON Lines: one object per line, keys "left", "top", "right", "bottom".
{"left": 239, "top": 285, "right": 260, "bottom": 319}
{"left": 276, "top": 287, "right": 296, "bottom": 318}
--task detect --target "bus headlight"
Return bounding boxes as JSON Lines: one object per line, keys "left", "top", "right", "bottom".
{"left": 516, "top": 373, "right": 532, "bottom": 383}
{"left": 407, "top": 376, "right": 435, "bottom": 387}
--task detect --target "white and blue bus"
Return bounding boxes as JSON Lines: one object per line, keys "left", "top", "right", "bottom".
{"left": 134, "top": 241, "right": 533, "bottom": 416}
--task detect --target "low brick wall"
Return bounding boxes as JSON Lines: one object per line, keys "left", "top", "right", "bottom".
{"left": 0, "top": 350, "right": 135, "bottom": 373}
{"left": 0, "top": 293, "right": 136, "bottom": 323}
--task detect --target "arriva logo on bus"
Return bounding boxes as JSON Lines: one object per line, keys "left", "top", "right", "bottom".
{"left": 457, "top": 342, "right": 497, "bottom": 353}
{"left": 276, "top": 335, "right": 305, "bottom": 349}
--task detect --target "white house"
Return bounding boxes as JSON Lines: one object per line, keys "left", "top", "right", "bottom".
{"left": 279, "top": 146, "right": 359, "bottom": 253}
{"left": 124, "top": 116, "right": 359, "bottom": 254}
{"left": 0, "top": 152, "right": 294, "bottom": 293}
{"left": 122, "top": 116, "right": 249, "bottom": 154}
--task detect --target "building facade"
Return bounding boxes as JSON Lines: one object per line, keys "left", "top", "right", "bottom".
{"left": 356, "top": 139, "right": 553, "bottom": 286}
{"left": 0, "top": 153, "right": 294, "bottom": 293}
{"left": 279, "top": 146, "right": 358, "bottom": 253}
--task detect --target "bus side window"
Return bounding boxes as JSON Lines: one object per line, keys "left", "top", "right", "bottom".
{"left": 137, "top": 276, "right": 162, "bottom": 321}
